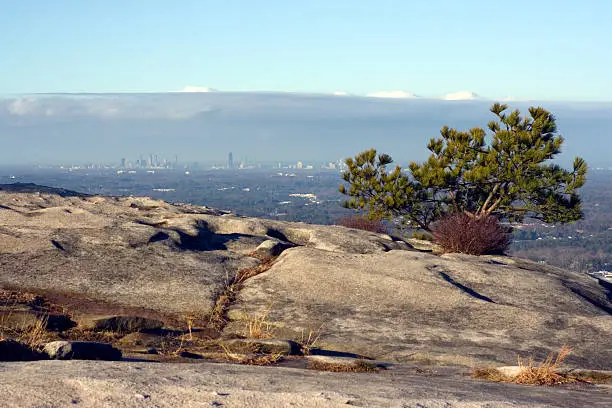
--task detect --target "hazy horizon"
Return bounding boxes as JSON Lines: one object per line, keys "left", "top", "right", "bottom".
{"left": 1, "top": 92, "right": 610, "bottom": 168}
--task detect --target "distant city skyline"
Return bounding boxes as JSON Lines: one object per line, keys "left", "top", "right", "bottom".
{"left": 1, "top": 1, "right": 611, "bottom": 101}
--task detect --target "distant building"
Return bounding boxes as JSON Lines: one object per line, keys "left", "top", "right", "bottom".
{"left": 120, "top": 158, "right": 126, "bottom": 168}
{"left": 297, "top": 161, "right": 303, "bottom": 169}
{"left": 228, "top": 152, "right": 234, "bottom": 169}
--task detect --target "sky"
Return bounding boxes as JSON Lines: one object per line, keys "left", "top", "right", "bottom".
{"left": 1, "top": 0, "right": 611, "bottom": 100}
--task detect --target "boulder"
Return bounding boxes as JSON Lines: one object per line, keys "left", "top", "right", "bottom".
{"left": 0, "top": 339, "right": 43, "bottom": 361}
{"left": 44, "top": 341, "right": 122, "bottom": 360}
{"left": 91, "top": 316, "right": 163, "bottom": 333}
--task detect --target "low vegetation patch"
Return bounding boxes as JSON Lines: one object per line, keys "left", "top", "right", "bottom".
{"left": 243, "top": 307, "right": 275, "bottom": 339}
{"left": 208, "top": 257, "right": 278, "bottom": 331}
{"left": 472, "top": 346, "right": 605, "bottom": 386}
{"left": 219, "top": 344, "right": 283, "bottom": 366}
{"left": 432, "top": 214, "right": 510, "bottom": 255}
{"left": 514, "top": 346, "right": 577, "bottom": 386}
{"left": 335, "top": 215, "right": 387, "bottom": 234}
{"left": 298, "top": 325, "right": 324, "bottom": 355}
{"left": 307, "top": 359, "right": 380, "bottom": 373}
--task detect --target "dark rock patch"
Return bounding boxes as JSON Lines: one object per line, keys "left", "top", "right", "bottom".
{"left": 0, "top": 339, "right": 45, "bottom": 361}
{"left": 92, "top": 316, "right": 164, "bottom": 334}
{"left": 44, "top": 341, "right": 122, "bottom": 360}
{"left": 45, "top": 314, "right": 77, "bottom": 332}
{"left": 220, "top": 338, "right": 302, "bottom": 356}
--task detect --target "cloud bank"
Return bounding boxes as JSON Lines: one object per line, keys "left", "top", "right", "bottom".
{"left": 180, "top": 86, "right": 217, "bottom": 93}
{"left": 442, "top": 91, "right": 481, "bottom": 101}
{"left": 366, "top": 90, "right": 419, "bottom": 99}
{"left": 0, "top": 92, "right": 609, "bottom": 166}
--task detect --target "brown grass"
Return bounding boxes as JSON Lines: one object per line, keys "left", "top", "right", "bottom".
{"left": 569, "top": 371, "right": 612, "bottom": 384}
{"left": 17, "top": 316, "right": 50, "bottom": 347}
{"left": 0, "top": 304, "right": 53, "bottom": 348}
{"left": 298, "top": 325, "right": 324, "bottom": 355}
{"left": 473, "top": 346, "right": 587, "bottom": 386}
{"left": 307, "top": 359, "right": 380, "bottom": 373}
{"left": 208, "top": 257, "right": 278, "bottom": 331}
{"left": 219, "top": 344, "right": 283, "bottom": 366}
{"left": 60, "top": 327, "right": 122, "bottom": 343}
{"left": 472, "top": 368, "right": 512, "bottom": 383}
{"left": 243, "top": 307, "right": 275, "bottom": 339}
{"left": 514, "top": 346, "right": 577, "bottom": 386}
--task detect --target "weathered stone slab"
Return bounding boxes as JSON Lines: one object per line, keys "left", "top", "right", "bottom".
{"left": 230, "top": 247, "right": 612, "bottom": 368}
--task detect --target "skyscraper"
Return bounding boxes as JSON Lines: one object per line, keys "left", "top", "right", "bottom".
{"left": 227, "top": 152, "right": 234, "bottom": 169}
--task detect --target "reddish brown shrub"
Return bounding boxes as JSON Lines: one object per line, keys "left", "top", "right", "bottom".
{"left": 335, "top": 215, "right": 387, "bottom": 234}
{"left": 432, "top": 213, "right": 510, "bottom": 255}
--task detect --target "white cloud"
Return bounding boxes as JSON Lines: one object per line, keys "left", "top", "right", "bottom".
{"left": 442, "top": 91, "right": 481, "bottom": 101}
{"left": 180, "top": 86, "right": 217, "bottom": 93}
{"left": 366, "top": 90, "right": 419, "bottom": 99}
{"left": 331, "top": 91, "right": 350, "bottom": 96}
{"left": 7, "top": 98, "right": 39, "bottom": 116}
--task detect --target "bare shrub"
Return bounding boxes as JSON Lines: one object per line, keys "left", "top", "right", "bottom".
{"left": 432, "top": 213, "right": 510, "bottom": 255}
{"left": 335, "top": 215, "right": 387, "bottom": 234}
{"left": 514, "top": 346, "right": 577, "bottom": 386}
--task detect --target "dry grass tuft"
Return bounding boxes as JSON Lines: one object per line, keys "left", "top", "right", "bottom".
{"left": 219, "top": 344, "right": 283, "bottom": 366}
{"left": 514, "top": 346, "right": 577, "bottom": 386}
{"left": 308, "top": 359, "right": 380, "bottom": 373}
{"left": 61, "top": 328, "right": 122, "bottom": 343}
{"left": 299, "top": 325, "right": 324, "bottom": 355}
{"left": 473, "top": 346, "right": 587, "bottom": 386}
{"left": 17, "top": 316, "right": 49, "bottom": 347}
{"left": 472, "top": 368, "right": 512, "bottom": 383}
{"left": 0, "top": 307, "right": 53, "bottom": 348}
{"left": 244, "top": 308, "right": 275, "bottom": 339}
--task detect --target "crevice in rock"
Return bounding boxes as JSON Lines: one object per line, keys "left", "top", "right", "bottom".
{"left": 438, "top": 271, "right": 496, "bottom": 303}
{"left": 562, "top": 281, "right": 612, "bottom": 315}
{"left": 50, "top": 239, "right": 65, "bottom": 251}
{"left": 208, "top": 255, "right": 280, "bottom": 332}
{"left": 266, "top": 228, "right": 290, "bottom": 242}
{"left": 147, "top": 231, "right": 170, "bottom": 244}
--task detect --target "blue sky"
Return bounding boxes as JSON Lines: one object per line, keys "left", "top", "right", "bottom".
{"left": 1, "top": 0, "right": 611, "bottom": 100}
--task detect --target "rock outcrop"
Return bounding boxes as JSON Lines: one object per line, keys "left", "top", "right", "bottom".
{"left": 1, "top": 186, "right": 610, "bottom": 371}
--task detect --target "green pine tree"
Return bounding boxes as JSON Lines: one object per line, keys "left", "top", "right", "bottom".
{"left": 339, "top": 103, "right": 587, "bottom": 231}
